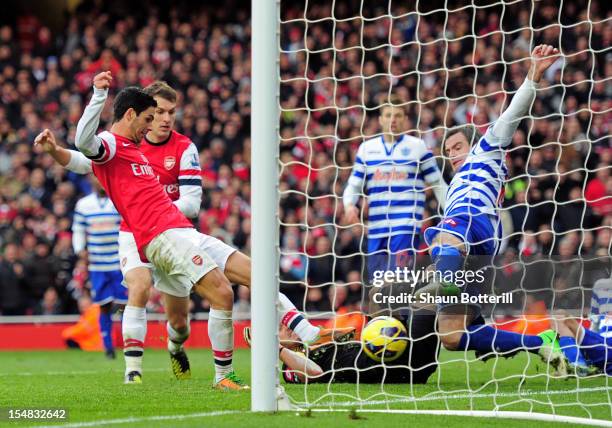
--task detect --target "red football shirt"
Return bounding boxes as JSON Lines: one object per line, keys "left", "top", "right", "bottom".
{"left": 118, "top": 130, "right": 202, "bottom": 231}
{"left": 91, "top": 130, "right": 193, "bottom": 257}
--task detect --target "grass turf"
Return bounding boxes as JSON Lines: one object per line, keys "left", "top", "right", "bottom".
{"left": 0, "top": 349, "right": 611, "bottom": 427}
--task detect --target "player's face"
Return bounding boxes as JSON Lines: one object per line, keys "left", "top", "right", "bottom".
{"left": 444, "top": 132, "right": 470, "bottom": 171}
{"left": 150, "top": 96, "right": 177, "bottom": 139}
{"left": 131, "top": 107, "right": 155, "bottom": 142}
{"left": 379, "top": 106, "right": 405, "bottom": 137}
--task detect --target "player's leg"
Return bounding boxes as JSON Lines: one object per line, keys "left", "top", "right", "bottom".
{"left": 121, "top": 267, "right": 151, "bottom": 383}
{"left": 99, "top": 301, "right": 115, "bottom": 358}
{"left": 144, "top": 228, "right": 247, "bottom": 389}
{"left": 162, "top": 292, "right": 191, "bottom": 379}
{"left": 430, "top": 231, "right": 467, "bottom": 295}
{"left": 89, "top": 271, "right": 116, "bottom": 358}
{"left": 107, "top": 270, "right": 127, "bottom": 360}
{"left": 576, "top": 327, "right": 612, "bottom": 375}
{"left": 192, "top": 267, "right": 248, "bottom": 390}
{"left": 206, "top": 238, "right": 324, "bottom": 344}
{"left": 552, "top": 311, "right": 599, "bottom": 376}
{"left": 437, "top": 309, "right": 565, "bottom": 374}
{"left": 119, "top": 231, "right": 154, "bottom": 383}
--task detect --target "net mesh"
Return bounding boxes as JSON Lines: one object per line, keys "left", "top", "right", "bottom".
{"left": 277, "top": 0, "right": 611, "bottom": 419}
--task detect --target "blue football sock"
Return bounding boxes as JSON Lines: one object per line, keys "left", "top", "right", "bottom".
{"left": 457, "top": 324, "right": 543, "bottom": 354}
{"left": 579, "top": 328, "right": 610, "bottom": 369}
{"left": 431, "top": 245, "right": 463, "bottom": 281}
{"left": 99, "top": 312, "right": 114, "bottom": 353}
{"left": 559, "top": 336, "right": 587, "bottom": 366}
{"left": 580, "top": 328, "right": 606, "bottom": 347}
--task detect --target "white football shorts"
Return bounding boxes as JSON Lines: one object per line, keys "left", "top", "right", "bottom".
{"left": 144, "top": 228, "right": 236, "bottom": 297}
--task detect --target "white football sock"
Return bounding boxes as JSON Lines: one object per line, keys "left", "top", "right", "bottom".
{"left": 167, "top": 321, "right": 190, "bottom": 354}
{"left": 209, "top": 308, "right": 234, "bottom": 383}
{"left": 123, "top": 305, "right": 147, "bottom": 375}
{"left": 279, "top": 292, "right": 320, "bottom": 342}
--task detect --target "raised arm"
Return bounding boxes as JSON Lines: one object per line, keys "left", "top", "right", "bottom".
{"left": 75, "top": 71, "right": 112, "bottom": 158}
{"left": 489, "top": 45, "right": 560, "bottom": 144}
{"left": 34, "top": 129, "right": 93, "bottom": 174}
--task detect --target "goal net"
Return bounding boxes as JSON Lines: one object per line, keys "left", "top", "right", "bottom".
{"left": 271, "top": 0, "right": 612, "bottom": 423}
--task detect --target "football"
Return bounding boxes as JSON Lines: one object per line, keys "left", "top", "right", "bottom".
{"left": 361, "top": 316, "right": 408, "bottom": 362}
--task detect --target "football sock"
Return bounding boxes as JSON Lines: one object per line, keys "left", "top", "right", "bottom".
{"left": 457, "top": 324, "right": 543, "bottom": 354}
{"left": 167, "top": 321, "right": 190, "bottom": 354}
{"left": 279, "top": 292, "right": 319, "bottom": 342}
{"left": 431, "top": 245, "right": 463, "bottom": 281}
{"left": 123, "top": 305, "right": 146, "bottom": 375}
{"left": 209, "top": 308, "right": 234, "bottom": 383}
{"left": 559, "top": 336, "right": 587, "bottom": 366}
{"left": 99, "top": 310, "right": 114, "bottom": 353}
{"left": 579, "top": 328, "right": 610, "bottom": 367}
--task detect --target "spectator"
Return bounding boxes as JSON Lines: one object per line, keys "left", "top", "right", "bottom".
{"left": 0, "top": 0, "right": 608, "bottom": 314}
{"left": 0, "top": 243, "right": 26, "bottom": 315}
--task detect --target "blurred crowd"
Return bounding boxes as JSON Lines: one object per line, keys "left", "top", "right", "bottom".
{"left": 0, "top": 0, "right": 609, "bottom": 316}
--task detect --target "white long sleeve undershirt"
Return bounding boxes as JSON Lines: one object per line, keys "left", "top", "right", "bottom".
{"left": 489, "top": 78, "right": 537, "bottom": 142}
{"left": 75, "top": 87, "right": 107, "bottom": 157}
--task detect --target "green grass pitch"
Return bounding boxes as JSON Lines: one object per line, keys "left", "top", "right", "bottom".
{"left": 1, "top": 349, "right": 611, "bottom": 427}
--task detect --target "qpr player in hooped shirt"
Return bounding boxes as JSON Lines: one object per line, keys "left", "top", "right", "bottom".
{"left": 343, "top": 96, "right": 448, "bottom": 282}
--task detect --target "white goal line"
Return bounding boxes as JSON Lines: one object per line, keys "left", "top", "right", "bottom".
{"left": 300, "top": 385, "right": 612, "bottom": 408}
{"left": 311, "top": 409, "right": 612, "bottom": 428}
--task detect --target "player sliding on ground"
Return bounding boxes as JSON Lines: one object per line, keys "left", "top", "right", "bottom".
{"left": 244, "top": 310, "right": 439, "bottom": 385}
{"left": 35, "top": 79, "right": 341, "bottom": 385}
{"left": 422, "top": 45, "right": 569, "bottom": 374}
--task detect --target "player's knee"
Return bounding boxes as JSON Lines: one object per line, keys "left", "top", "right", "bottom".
{"left": 125, "top": 271, "right": 152, "bottom": 305}
{"left": 440, "top": 332, "right": 463, "bottom": 351}
{"left": 198, "top": 269, "right": 234, "bottom": 308}
{"left": 216, "top": 281, "right": 234, "bottom": 308}
{"left": 170, "top": 318, "right": 189, "bottom": 334}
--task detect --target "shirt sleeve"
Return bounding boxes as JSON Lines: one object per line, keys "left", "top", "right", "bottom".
{"left": 75, "top": 87, "right": 116, "bottom": 163}
{"left": 343, "top": 144, "right": 366, "bottom": 209}
{"left": 65, "top": 150, "right": 94, "bottom": 174}
{"left": 72, "top": 205, "right": 87, "bottom": 253}
{"left": 420, "top": 151, "right": 442, "bottom": 184}
{"left": 174, "top": 143, "right": 202, "bottom": 218}
{"left": 482, "top": 78, "right": 537, "bottom": 149}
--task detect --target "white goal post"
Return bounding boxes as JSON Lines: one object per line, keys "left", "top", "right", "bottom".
{"left": 251, "top": 0, "right": 281, "bottom": 412}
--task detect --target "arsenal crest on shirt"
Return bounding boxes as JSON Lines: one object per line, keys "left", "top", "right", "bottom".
{"left": 164, "top": 156, "right": 176, "bottom": 170}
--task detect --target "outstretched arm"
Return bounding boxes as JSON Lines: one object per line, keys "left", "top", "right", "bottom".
{"left": 34, "top": 129, "right": 93, "bottom": 174}
{"left": 75, "top": 71, "right": 112, "bottom": 158}
{"left": 490, "top": 45, "right": 560, "bottom": 144}
{"left": 279, "top": 347, "right": 323, "bottom": 382}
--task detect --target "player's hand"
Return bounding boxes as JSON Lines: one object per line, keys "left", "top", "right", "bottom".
{"left": 528, "top": 44, "right": 560, "bottom": 83}
{"left": 93, "top": 71, "right": 112, "bottom": 90}
{"left": 34, "top": 129, "right": 58, "bottom": 154}
{"left": 344, "top": 205, "right": 360, "bottom": 225}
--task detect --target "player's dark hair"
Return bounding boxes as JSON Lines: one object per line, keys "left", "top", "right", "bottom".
{"left": 442, "top": 124, "right": 483, "bottom": 156}
{"left": 112, "top": 87, "right": 157, "bottom": 122}
{"left": 144, "top": 81, "right": 177, "bottom": 103}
